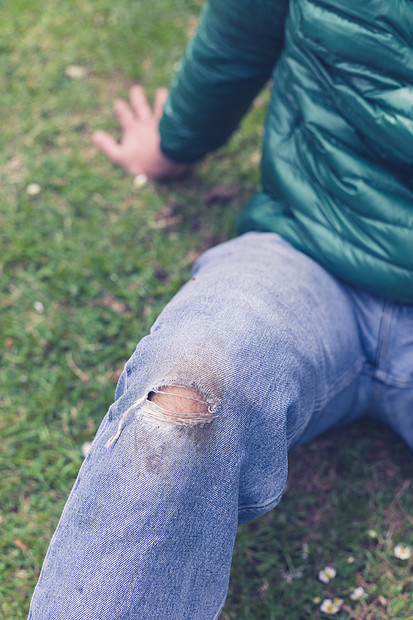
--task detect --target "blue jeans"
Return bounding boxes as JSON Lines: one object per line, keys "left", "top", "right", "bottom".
{"left": 29, "top": 233, "right": 413, "bottom": 619}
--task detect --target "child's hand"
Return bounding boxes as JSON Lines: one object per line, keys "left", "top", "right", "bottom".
{"left": 93, "top": 85, "right": 190, "bottom": 180}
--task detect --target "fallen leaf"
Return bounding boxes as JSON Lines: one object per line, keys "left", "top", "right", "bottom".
{"left": 13, "top": 539, "right": 29, "bottom": 552}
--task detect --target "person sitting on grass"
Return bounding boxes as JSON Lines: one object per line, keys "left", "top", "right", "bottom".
{"left": 29, "top": 0, "right": 413, "bottom": 618}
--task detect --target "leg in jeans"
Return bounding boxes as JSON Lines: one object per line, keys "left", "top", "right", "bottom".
{"left": 28, "top": 232, "right": 371, "bottom": 620}
{"left": 339, "top": 288, "right": 413, "bottom": 450}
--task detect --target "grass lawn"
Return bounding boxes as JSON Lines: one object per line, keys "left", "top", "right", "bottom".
{"left": 1, "top": 0, "right": 412, "bottom": 618}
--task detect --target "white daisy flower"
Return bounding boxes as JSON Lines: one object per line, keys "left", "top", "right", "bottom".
{"left": 81, "top": 441, "right": 92, "bottom": 458}
{"left": 133, "top": 173, "right": 148, "bottom": 188}
{"left": 26, "top": 183, "right": 41, "bottom": 196}
{"left": 394, "top": 544, "right": 411, "bottom": 560}
{"left": 65, "top": 65, "right": 87, "bottom": 79}
{"left": 282, "top": 568, "right": 303, "bottom": 583}
{"left": 318, "top": 566, "right": 336, "bottom": 583}
{"left": 320, "top": 598, "right": 343, "bottom": 614}
{"left": 350, "top": 586, "right": 365, "bottom": 600}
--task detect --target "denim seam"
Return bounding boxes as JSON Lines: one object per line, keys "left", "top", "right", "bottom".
{"left": 287, "top": 356, "right": 365, "bottom": 445}
{"left": 213, "top": 596, "right": 228, "bottom": 620}
{"left": 238, "top": 490, "right": 283, "bottom": 514}
{"left": 312, "top": 356, "right": 364, "bottom": 413}
{"left": 373, "top": 302, "right": 412, "bottom": 387}
{"left": 246, "top": 359, "right": 364, "bottom": 517}
{"left": 361, "top": 364, "right": 413, "bottom": 389}
{"left": 365, "top": 300, "right": 395, "bottom": 415}
{"left": 374, "top": 301, "right": 395, "bottom": 373}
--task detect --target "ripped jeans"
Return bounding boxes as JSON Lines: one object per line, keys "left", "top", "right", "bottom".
{"left": 28, "top": 232, "right": 413, "bottom": 619}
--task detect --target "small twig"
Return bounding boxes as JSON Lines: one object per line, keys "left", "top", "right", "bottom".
{"left": 391, "top": 479, "right": 411, "bottom": 506}
{"left": 66, "top": 350, "right": 89, "bottom": 382}
{"left": 341, "top": 602, "right": 363, "bottom": 620}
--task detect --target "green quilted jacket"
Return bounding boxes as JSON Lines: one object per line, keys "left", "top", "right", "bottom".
{"left": 159, "top": 0, "right": 413, "bottom": 303}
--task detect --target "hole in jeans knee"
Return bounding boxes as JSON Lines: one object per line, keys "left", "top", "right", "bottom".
{"left": 148, "top": 386, "right": 209, "bottom": 414}
{"left": 146, "top": 385, "right": 215, "bottom": 427}
{"left": 106, "top": 383, "right": 218, "bottom": 448}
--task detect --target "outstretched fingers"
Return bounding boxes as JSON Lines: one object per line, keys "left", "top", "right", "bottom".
{"left": 93, "top": 84, "right": 185, "bottom": 178}
{"left": 130, "top": 85, "right": 152, "bottom": 121}
{"left": 154, "top": 88, "right": 169, "bottom": 119}
{"left": 92, "top": 131, "right": 122, "bottom": 165}
{"left": 113, "top": 98, "right": 136, "bottom": 131}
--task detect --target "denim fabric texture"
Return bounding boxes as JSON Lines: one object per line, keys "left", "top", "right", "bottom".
{"left": 29, "top": 233, "right": 413, "bottom": 619}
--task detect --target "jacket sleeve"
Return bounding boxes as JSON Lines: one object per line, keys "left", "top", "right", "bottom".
{"left": 159, "top": 0, "right": 289, "bottom": 163}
